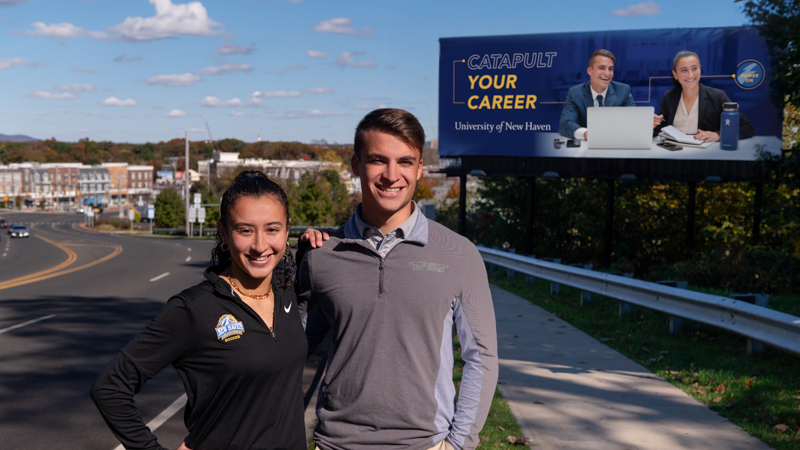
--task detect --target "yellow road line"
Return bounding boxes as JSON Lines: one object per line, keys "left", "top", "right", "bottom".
{"left": 0, "top": 240, "right": 123, "bottom": 291}
{"left": 0, "top": 236, "right": 78, "bottom": 288}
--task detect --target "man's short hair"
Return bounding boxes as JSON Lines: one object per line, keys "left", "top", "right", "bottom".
{"left": 588, "top": 49, "right": 616, "bottom": 68}
{"left": 353, "top": 108, "right": 425, "bottom": 160}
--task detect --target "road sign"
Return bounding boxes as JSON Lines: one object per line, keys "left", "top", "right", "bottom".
{"left": 193, "top": 193, "right": 201, "bottom": 205}
{"left": 147, "top": 205, "right": 155, "bottom": 220}
{"left": 197, "top": 207, "right": 206, "bottom": 223}
{"left": 128, "top": 209, "right": 135, "bottom": 221}
{"left": 188, "top": 206, "right": 197, "bottom": 222}
{"left": 87, "top": 210, "right": 94, "bottom": 218}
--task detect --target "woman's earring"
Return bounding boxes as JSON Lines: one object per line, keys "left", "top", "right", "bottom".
{"left": 221, "top": 243, "right": 229, "bottom": 252}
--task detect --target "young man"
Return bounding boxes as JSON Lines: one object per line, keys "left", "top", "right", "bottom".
{"left": 558, "top": 49, "right": 637, "bottom": 140}
{"left": 298, "top": 108, "right": 498, "bottom": 450}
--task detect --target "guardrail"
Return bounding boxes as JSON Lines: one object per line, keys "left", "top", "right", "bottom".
{"left": 478, "top": 246, "right": 800, "bottom": 358}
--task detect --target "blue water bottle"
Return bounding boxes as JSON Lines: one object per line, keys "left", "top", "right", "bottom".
{"left": 720, "top": 102, "right": 740, "bottom": 151}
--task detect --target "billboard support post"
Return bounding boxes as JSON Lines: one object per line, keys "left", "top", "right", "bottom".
{"left": 685, "top": 181, "right": 697, "bottom": 258}
{"left": 604, "top": 180, "right": 615, "bottom": 269}
{"left": 525, "top": 177, "right": 535, "bottom": 255}
{"left": 753, "top": 183, "right": 763, "bottom": 244}
{"left": 458, "top": 174, "right": 467, "bottom": 236}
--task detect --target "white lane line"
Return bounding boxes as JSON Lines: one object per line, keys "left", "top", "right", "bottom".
{"left": 187, "top": 247, "right": 192, "bottom": 252}
{"left": 150, "top": 272, "right": 170, "bottom": 282}
{"left": 0, "top": 314, "right": 57, "bottom": 335}
{"left": 112, "top": 394, "right": 187, "bottom": 450}
{"left": 185, "top": 256, "right": 191, "bottom": 262}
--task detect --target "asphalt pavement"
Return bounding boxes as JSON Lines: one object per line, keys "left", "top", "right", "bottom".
{"left": 0, "top": 210, "right": 214, "bottom": 449}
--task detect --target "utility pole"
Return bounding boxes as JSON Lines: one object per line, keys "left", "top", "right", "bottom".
{"left": 185, "top": 131, "right": 190, "bottom": 237}
{"left": 117, "top": 173, "right": 123, "bottom": 218}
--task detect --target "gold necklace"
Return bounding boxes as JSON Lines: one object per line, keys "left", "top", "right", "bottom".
{"left": 224, "top": 269, "right": 273, "bottom": 300}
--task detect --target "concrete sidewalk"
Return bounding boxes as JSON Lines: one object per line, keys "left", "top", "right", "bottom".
{"left": 492, "top": 285, "right": 768, "bottom": 449}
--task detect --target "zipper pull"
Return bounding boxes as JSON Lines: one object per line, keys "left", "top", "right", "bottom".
{"left": 270, "top": 329, "right": 277, "bottom": 341}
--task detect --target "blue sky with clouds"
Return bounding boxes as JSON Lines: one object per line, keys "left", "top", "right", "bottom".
{"left": 0, "top": 0, "right": 752, "bottom": 144}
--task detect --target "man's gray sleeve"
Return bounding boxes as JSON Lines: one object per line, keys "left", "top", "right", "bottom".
{"left": 297, "top": 252, "right": 329, "bottom": 356}
{"left": 448, "top": 246, "right": 498, "bottom": 450}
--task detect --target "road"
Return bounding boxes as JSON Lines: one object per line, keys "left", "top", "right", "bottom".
{"left": 0, "top": 211, "right": 220, "bottom": 449}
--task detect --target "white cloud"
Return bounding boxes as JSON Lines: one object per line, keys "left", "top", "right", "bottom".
{"left": 101, "top": 96, "right": 137, "bottom": 106}
{"left": 216, "top": 43, "right": 255, "bottom": 56}
{"left": 313, "top": 18, "right": 373, "bottom": 37}
{"left": 334, "top": 52, "right": 357, "bottom": 67}
{"left": 385, "top": 64, "right": 395, "bottom": 69}
{"left": 195, "top": 64, "right": 253, "bottom": 75}
{"left": 114, "top": 54, "right": 142, "bottom": 63}
{"left": 354, "top": 103, "right": 387, "bottom": 110}
{"left": 611, "top": 1, "right": 661, "bottom": 17}
{"left": 17, "top": 22, "right": 82, "bottom": 38}
{"left": 54, "top": 84, "right": 96, "bottom": 93}
{"left": 230, "top": 111, "right": 247, "bottom": 117}
{"left": 307, "top": 50, "right": 327, "bottom": 58}
{"left": 333, "top": 52, "right": 375, "bottom": 69}
{"left": 0, "top": 0, "right": 28, "bottom": 6}
{"left": 14, "top": 21, "right": 108, "bottom": 40}
{"left": 253, "top": 90, "right": 302, "bottom": 98}
{"left": 275, "top": 64, "right": 308, "bottom": 75}
{"left": 108, "top": 0, "right": 224, "bottom": 42}
{"left": 0, "top": 57, "right": 44, "bottom": 70}
{"left": 306, "top": 87, "right": 332, "bottom": 94}
{"left": 81, "top": 111, "right": 101, "bottom": 116}
{"left": 200, "top": 96, "right": 243, "bottom": 107}
{"left": 31, "top": 91, "right": 77, "bottom": 100}
{"left": 285, "top": 110, "right": 347, "bottom": 119}
{"left": 73, "top": 67, "right": 95, "bottom": 73}
{"left": 147, "top": 73, "right": 202, "bottom": 87}
{"left": 166, "top": 109, "right": 187, "bottom": 117}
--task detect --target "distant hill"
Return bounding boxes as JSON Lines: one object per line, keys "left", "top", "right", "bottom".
{"left": 0, "top": 133, "right": 37, "bottom": 142}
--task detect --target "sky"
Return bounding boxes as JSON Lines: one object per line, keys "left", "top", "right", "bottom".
{"left": 0, "top": 0, "right": 753, "bottom": 145}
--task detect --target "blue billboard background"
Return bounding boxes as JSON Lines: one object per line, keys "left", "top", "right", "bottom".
{"left": 438, "top": 27, "right": 781, "bottom": 158}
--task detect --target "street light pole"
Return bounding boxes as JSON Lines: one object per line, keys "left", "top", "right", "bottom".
{"left": 185, "top": 131, "right": 190, "bottom": 237}
{"left": 117, "top": 173, "right": 123, "bottom": 218}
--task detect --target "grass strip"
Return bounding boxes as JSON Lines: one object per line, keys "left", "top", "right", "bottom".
{"left": 488, "top": 268, "right": 800, "bottom": 449}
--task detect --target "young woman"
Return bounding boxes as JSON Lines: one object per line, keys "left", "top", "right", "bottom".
{"left": 653, "top": 50, "right": 755, "bottom": 141}
{"left": 91, "top": 171, "right": 308, "bottom": 450}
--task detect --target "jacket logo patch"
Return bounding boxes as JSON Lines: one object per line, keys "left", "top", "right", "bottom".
{"left": 215, "top": 314, "right": 245, "bottom": 342}
{"left": 409, "top": 261, "right": 449, "bottom": 273}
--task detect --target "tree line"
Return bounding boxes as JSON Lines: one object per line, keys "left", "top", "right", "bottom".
{"left": 0, "top": 137, "right": 353, "bottom": 169}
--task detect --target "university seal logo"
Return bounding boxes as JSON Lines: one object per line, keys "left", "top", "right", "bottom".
{"left": 215, "top": 314, "right": 245, "bottom": 341}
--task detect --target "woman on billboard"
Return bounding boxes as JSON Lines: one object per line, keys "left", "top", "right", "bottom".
{"left": 653, "top": 50, "right": 755, "bottom": 142}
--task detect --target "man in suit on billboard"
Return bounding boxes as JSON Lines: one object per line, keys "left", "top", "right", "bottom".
{"left": 558, "top": 49, "right": 636, "bottom": 140}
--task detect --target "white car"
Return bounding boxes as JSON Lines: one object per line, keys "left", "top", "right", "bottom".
{"left": 9, "top": 225, "right": 30, "bottom": 238}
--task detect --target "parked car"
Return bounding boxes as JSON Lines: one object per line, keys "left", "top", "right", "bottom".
{"left": 0, "top": 219, "right": 7, "bottom": 228}
{"left": 9, "top": 225, "right": 29, "bottom": 238}
{"left": 74, "top": 206, "right": 85, "bottom": 214}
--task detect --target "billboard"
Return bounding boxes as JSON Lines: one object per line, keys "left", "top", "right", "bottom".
{"left": 439, "top": 27, "right": 782, "bottom": 162}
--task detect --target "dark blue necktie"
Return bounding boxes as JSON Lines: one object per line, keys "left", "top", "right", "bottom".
{"left": 596, "top": 94, "right": 604, "bottom": 107}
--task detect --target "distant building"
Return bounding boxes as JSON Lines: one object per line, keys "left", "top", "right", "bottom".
{"left": 0, "top": 161, "right": 153, "bottom": 210}
{"left": 200, "top": 151, "right": 359, "bottom": 192}
{"left": 0, "top": 167, "right": 22, "bottom": 198}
